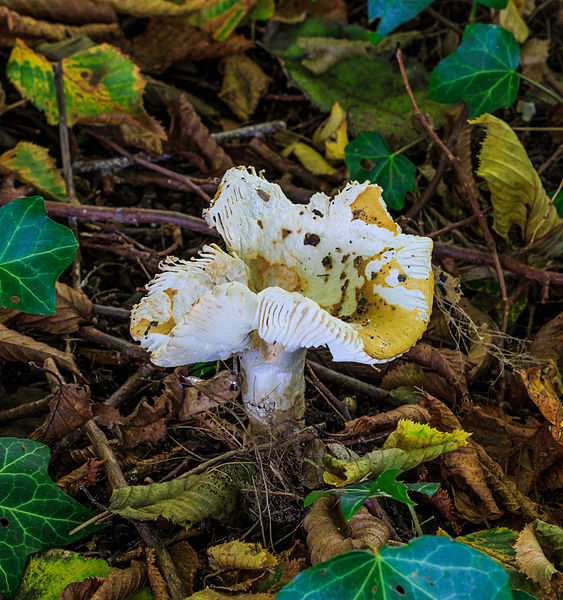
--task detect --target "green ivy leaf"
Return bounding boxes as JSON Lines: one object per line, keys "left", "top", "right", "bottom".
{"left": 429, "top": 24, "right": 520, "bottom": 118}
{"left": 476, "top": 0, "right": 509, "bottom": 7}
{"left": 0, "top": 196, "right": 78, "bottom": 315}
{"left": 304, "top": 469, "right": 438, "bottom": 521}
{"left": 0, "top": 438, "right": 100, "bottom": 598}
{"left": 345, "top": 131, "right": 416, "bottom": 210}
{"left": 367, "top": 0, "right": 435, "bottom": 37}
{"left": 277, "top": 536, "right": 514, "bottom": 600}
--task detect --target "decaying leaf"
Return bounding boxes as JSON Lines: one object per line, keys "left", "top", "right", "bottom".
{"left": 30, "top": 383, "right": 92, "bottom": 444}
{"left": 104, "top": 0, "right": 205, "bottom": 18}
{"left": 323, "top": 419, "right": 469, "bottom": 486}
{"left": 304, "top": 495, "right": 389, "bottom": 564}
{"left": 312, "top": 101, "right": 348, "bottom": 160}
{"left": 219, "top": 54, "right": 271, "bottom": 122}
{"left": 208, "top": 541, "right": 277, "bottom": 570}
{"left": 515, "top": 523, "right": 561, "bottom": 591}
{"left": 169, "top": 540, "right": 199, "bottom": 597}
{"left": 118, "top": 401, "right": 167, "bottom": 449}
{"left": 168, "top": 93, "right": 233, "bottom": 172}
{"left": 344, "top": 404, "right": 431, "bottom": 437}
{"left": 499, "top": 0, "right": 529, "bottom": 42}
{"left": 530, "top": 311, "right": 563, "bottom": 367}
{"left": 178, "top": 370, "right": 240, "bottom": 420}
{"left": 274, "top": 0, "right": 347, "bottom": 23}
{"left": 109, "top": 464, "right": 254, "bottom": 527}
{"left": 281, "top": 142, "right": 337, "bottom": 175}
{"left": 7, "top": 40, "right": 166, "bottom": 153}
{"left": 145, "top": 547, "right": 171, "bottom": 600}
{"left": 59, "top": 560, "right": 147, "bottom": 600}
{"left": 0, "top": 6, "right": 121, "bottom": 45}
{"left": 517, "top": 367, "right": 563, "bottom": 444}
{"left": 0, "top": 142, "right": 66, "bottom": 201}
{"left": 187, "top": 590, "right": 274, "bottom": 600}
{"left": 0, "top": 322, "right": 78, "bottom": 372}
{"left": 15, "top": 282, "right": 92, "bottom": 334}
{"left": 298, "top": 37, "right": 374, "bottom": 75}
{"left": 55, "top": 458, "right": 105, "bottom": 497}
{"left": 471, "top": 113, "right": 563, "bottom": 261}
{"left": 521, "top": 38, "right": 550, "bottom": 82}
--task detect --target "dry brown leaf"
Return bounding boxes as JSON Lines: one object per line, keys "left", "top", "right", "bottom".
{"left": 56, "top": 458, "right": 105, "bottom": 497}
{"left": 218, "top": 54, "right": 271, "bottom": 122}
{"left": 304, "top": 496, "right": 389, "bottom": 564}
{"left": 169, "top": 540, "right": 199, "bottom": 597}
{"left": 30, "top": 383, "right": 92, "bottom": 444}
{"left": 15, "top": 282, "right": 92, "bottom": 334}
{"left": 146, "top": 548, "right": 171, "bottom": 600}
{"left": 0, "top": 0, "right": 117, "bottom": 23}
{"left": 60, "top": 577, "right": 103, "bottom": 600}
{"left": 515, "top": 523, "right": 559, "bottom": 589}
{"left": 274, "top": 0, "right": 346, "bottom": 23}
{"left": 343, "top": 404, "right": 431, "bottom": 437}
{"left": 518, "top": 367, "right": 563, "bottom": 443}
{"left": 0, "top": 322, "right": 78, "bottom": 373}
{"left": 132, "top": 19, "right": 252, "bottom": 74}
{"left": 90, "top": 560, "right": 147, "bottom": 600}
{"left": 179, "top": 371, "right": 240, "bottom": 420}
{"left": 104, "top": 0, "right": 205, "bottom": 18}
{"left": 0, "top": 7, "right": 121, "bottom": 45}
{"left": 530, "top": 312, "right": 563, "bottom": 367}
{"left": 168, "top": 93, "right": 232, "bottom": 172}
{"left": 543, "top": 460, "right": 563, "bottom": 490}
{"left": 119, "top": 401, "right": 167, "bottom": 449}
{"left": 521, "top": 38, "right": 550, "bottom": 81}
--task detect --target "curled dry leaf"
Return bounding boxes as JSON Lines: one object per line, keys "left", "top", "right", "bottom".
{"left": 0, "top": 322, "right": 78, "bottom": 373}
{"left": 0, "top": 7, "right": 121, "bottom": 44}
{"left": 168, "top": 92, "right": 233, "bottom": 172}
{"left": 343, "top": 403, "right": 431, "bottom": 437}
{"left": 132, "top": 19, "right": 252, "bottom": 74}
{"left": 515, "top": 523, "right": 560, "bottom": 590}
{"left": 103, "top": 0, "right": 205, "bottom": 18}
{"left": 168, "top": 540, "right": 199, "bottom": 597}
{"left": 118, "top": 400, "right": 167, "bottom": 449}
{"left": 218, "top": 54, "right": 271, "bottom": 122}
{"left": 208, "top": 540, "right": 277, "bottom": 570}
{"left": 55, "top": 458, "right": 105, "bottom": 497}
{"left": 29, "top": 383, "right": 92, "bottom": 444}
{"left": 530, "top": 311, "right": 563, "bottom": 367}
{"left": 145, "top": 548, "right": 171, "bottom": 600}
{"left": 517, "top": 367, "right": 563, "bottom": 444}
{"left": 178, "top": 370, "right": 240, "bottom": 420}
{"left": 0, "top": 0, "right": 117, "bottom": 23}
{"left": 303, "top": 495, "right": 389, "bottom": 564}
{"left": 15, "top": 282, "right": 92, "bottom": 334}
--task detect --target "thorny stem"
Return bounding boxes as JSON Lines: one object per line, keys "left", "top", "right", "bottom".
{"left": 396, "top": 49, "right": 510, "bottom": 333}
{"left": 517, "top": 72, "right": 563, "bottom": 105}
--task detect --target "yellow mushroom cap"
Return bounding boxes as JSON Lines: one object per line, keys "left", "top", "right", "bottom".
{"left": 131, "top": 167, "right": 433, "bottom": 367}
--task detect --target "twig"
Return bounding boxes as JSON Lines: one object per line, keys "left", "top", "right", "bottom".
{"left": 538, "top": 143, "right": 563, "bottom": 175}
{"left": 106, "top": 362, "right": 156, "bottom": 408}
{"left": 78, "top": 326, "right": 148, "bottom": 362}
{"left": 211, "top": 120, "right": 286, "bottom": 142}
{"left": 306, "top": 363, "right": 350, "bottom": 422}
{"left": 425, "top": 6, "right": 463, "bottom": 36}
{"left": 427, "top": 207, "right": 493, "bottom": 239}
{"left": 0, "top": 197, "right": 220, "bottom": 238}
{"left": 433, "top": 242, "right": 563, "bottom": 288}
{"left": 396, "top": 49, "right": 510, "bottom": 332}
{"left": 0, "top": 393, "right": 52, "bottom": 425}
{"left": 92, "top": 304, "right": 131, "bottom": 319}
{"left": 82, "top": 420, "right": 186, "bottom": 600}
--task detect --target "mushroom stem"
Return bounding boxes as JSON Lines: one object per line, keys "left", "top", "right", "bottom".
{"left": 238, "top": 336, "right": 307, "bottom": 432}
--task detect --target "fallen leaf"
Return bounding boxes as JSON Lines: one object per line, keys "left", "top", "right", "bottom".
{"left": 0, "top": 322, "right": 78, "bottom": 373}
{"left": 15, "top": 282, "right": 92, "bottom": 334}
{"left": 169, "top": 541, "right": 199, "bottom": 597}
{"left": 0, "top": 0, "right": 117, "bottom": 23}
{"left": 517, "top": 367, "right": 563, "bottom": 444}
{"left": 298, "top": 37, "right": 374, "bottom": 75}
{"left": 103, "top": 0, "right": 205, "bottom": 18}
{"left": 168, "top": 93, "right": 233, "bottom": 172}
{"left": 119, "top": 401, "right": 167, "bottom": 449}
{"left": 312, "top": 102, "right": 348, "bottom": 160}
{"left": 274, "top": 0, "right": 347, "bottom": 22}
{"left": 208, "top": 541, "right": 277, "bottom": 570}
{"left": 219, "top": 54, "right": 271, "bottom": 122}
{"left": 55, "top": 458, "right": 105, "bottom": 497}
{"left": 521, "top": 38, "right": 550, "bottom": 82}
{"left": 281, "top": 142, "right": 337, "bottom": 175}
{"left": 30, "top": 383, "right": 92, "bottom": 444}
{"left": 0, "top": 142, "right": 66, "bottom": 201}
{"left": 515, "top": 523, "right": 560, "bottom": 590}
{"left": 188, "top": 0, "right": 256, "bottom": 41}
{"left": 145, "top": 548, "right": 170, "bottom": 600}
{"left": 304, "top": 495, "right": 389, "bottom": 564}
{"left": 499, "top": 0, "right": 530, "bottom": 43}
{"left": 178, "top": 370, "right": 240, "bottom": 420}
{"left": 344, "top": 403, "right": 431, "bottom": 437}
{"left": 0, "top": 7, "right": 121, "bottom": 45}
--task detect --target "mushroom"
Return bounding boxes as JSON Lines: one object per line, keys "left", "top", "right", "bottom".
{"left": 131, "top": 167, "right": 433, "bottom": 432}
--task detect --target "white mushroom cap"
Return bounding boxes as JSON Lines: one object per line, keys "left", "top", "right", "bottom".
{"left": 131, "top": 168, "right": 433, "bottom": 367}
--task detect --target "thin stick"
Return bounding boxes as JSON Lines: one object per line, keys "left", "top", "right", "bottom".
{"left": 427, "top": 207, "right": 493, "bottom": 239}
{"left": 396, "top": 49, "right": 510, "bottom": 332}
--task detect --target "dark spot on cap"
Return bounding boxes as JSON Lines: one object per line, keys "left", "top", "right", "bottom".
{"left": 322, "top": 255, "right": 332, "bottom": 268}
{"left": 370, "top": 271, "right": 377, "bottom": 280}
{"left": 341, "top": 254, "right": 350, "bottom": 264}
{"left": 354, "top": 256, "right": 361, "bottom": 267}
{"left": 304, "top": 233, "right": 320, "bottom": 247}
{"left": 352, "top": 209, "right": 361, "bottom": 220}
{"left": 150, "top": 320, "right": 158, "bottom": 326}
{"left": 313, "top": 209, "right": 324, "bottom": 217}
{"left": 281, "top": 228, "right": 292, "bottom": 239}
{"left": 257, "top": 189, "right": 270, "bottom": 202}
{"left": 0, "top": 517, "right": 9, "bottom": 527}
{"left": 398, "top": 274, "right": 406, "bottom": 282}
{"left": 257, "top": 219, "right": 263, "bottom": 229}
{"left": 340, "top": 272, "right": 346, "bottom": 279}
{"left": 81, "top": 71, "right": 89, "bottom": 79}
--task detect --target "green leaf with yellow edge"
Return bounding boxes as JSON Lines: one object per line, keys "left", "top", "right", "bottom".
{"left": 323, "top": 419, "right": 469, "bottom": 486}
{"left": 282, "top": 142, "right": 337, "bottom": 175}
{"left": 471, "top": 113, "right": 563, "bottom": 263}
{"left": 0, "top": 438, "right": 100, "bottom": 599}
{"left": 0, "top": 197, "right": 78, "bottom": 314}
{"left": 187, "top": 0, "right": 257, "bottom": 41}
{"left": 109, "top": 464, "right": 254, "bottom": 526}
{"left": 7, "top": 40, "right": 165, "bottom": 153}
{"left": 208, "top": 540, "right": 277, "bottom": 570}
{"left": 0, "top": 142, "right": 66, "bottom": 202}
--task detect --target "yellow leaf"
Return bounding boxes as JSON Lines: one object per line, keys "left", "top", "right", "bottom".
{"left": 470, "top": 113, "right": 563, "bottom": 259}
{"left": 219, "top": 54, "right": 271, "bottom": 122}
{"left": 208, "top": 540, "right": 277, "bottom": 570}
{"left": 383, "top": 418, "right": 470, "bottom": 450}
{"left": 499, "top": 0, "right": 529, "bottom": 43}
{"left": 312, "top": 102, "right": 348, "bottom": 160}
{"left": 281, "top": 142, "right": 337, "bottom": 175}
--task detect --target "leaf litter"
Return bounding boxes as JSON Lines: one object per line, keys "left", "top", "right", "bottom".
{"left": 0, "top": 1, "right": 561, "bottom": 599}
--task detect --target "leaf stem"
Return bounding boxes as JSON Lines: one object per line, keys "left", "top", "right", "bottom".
{"left": 394, "top": 137, "right": 424, "bottom": 156}
{"left": 408, "top": 505, "right": 424, "bottom": 537}
{"left": 517, "top": 72, "right": 563, "bottom": 105}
